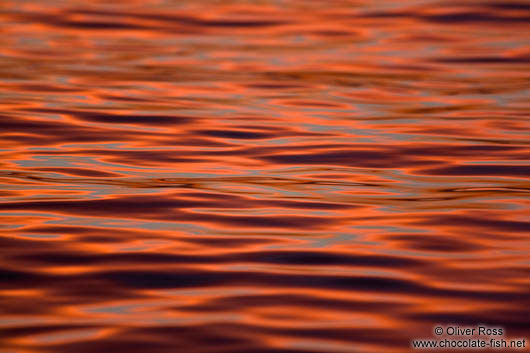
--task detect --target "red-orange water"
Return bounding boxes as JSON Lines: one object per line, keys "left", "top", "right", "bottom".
{"left": 1, "top": 1, "right": 529, "bottom": 352}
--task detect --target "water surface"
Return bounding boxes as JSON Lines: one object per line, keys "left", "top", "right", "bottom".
{"left": 1, "top": 0, "right": 529, "bottom": 352}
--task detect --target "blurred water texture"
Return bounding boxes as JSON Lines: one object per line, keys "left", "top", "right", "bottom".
{"left": 0, "top": 1, "right": 529, "bottom": 352}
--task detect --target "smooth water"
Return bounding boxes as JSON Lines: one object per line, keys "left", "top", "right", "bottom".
{"left": 1, "top": 1, "right": 529, "bottom": 352}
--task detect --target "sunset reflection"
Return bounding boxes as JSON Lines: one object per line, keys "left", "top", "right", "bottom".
{"left": 1, "top": 0, "right": 529, "bottom": 352}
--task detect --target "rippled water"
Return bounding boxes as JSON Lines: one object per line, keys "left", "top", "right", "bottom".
{"left": 1, "top": 0, "right": 529, "bottom": 352}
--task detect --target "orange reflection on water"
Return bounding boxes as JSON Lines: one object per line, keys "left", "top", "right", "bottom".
{"left": 1, "top": 0, "right": 529, "bottom": 352}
